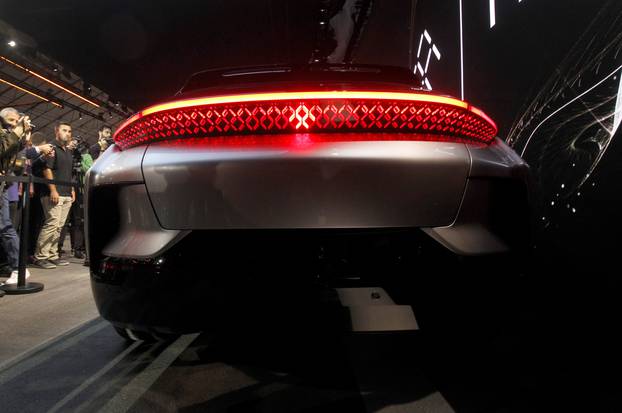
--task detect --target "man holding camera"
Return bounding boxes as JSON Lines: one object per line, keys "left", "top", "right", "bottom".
{"left": 33, "top": 122, "right": 75, "bottom": 269}
{"left": 0, "top": 108, "right": 41, "bottom": 284}
{"left": 89, "top": 125, "right": 112, "bottom": 161}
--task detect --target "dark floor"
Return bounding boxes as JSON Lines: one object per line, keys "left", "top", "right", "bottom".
{"left": 0, "top": 257, "right": 98, "bottom": 364}
{"left": 0, "top": 260, "right": 619, "bottom": 412}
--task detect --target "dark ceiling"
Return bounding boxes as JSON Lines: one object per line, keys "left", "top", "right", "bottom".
{"left": 0, "top": 0, "right": 612, "bottom": 136}
{"left": 1, "top": 0, "right": 325, "bottom": 109}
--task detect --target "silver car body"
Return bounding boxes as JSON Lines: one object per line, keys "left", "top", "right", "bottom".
{"left": 87, "top": 136, "right": 528, "bottom": 258}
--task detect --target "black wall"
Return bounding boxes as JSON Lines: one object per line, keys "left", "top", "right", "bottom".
{"left": 404, "top": 0, "right": 621, "bottom": 269}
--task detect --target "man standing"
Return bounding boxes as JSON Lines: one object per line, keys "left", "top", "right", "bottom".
{"left": 33, "top": 122, "right": 75, "bottom": 269}
{"left": 25, "top": 132, "right": 54, "bottom": 260}
{"left": 89, "top": 125, "right": 112, "bottom": 161}
{"left": 0, "top": 108, "right": 33, "bottom": 284}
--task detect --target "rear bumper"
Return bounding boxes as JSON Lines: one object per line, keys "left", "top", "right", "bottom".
{"left": 85, "top": 136, "right": 530, "bottom": 333}
{"left": 86, "top": 137, "right": 530, "bottom": 260}
{"left": 90, "top": 228, "right": 452, "bottom": 334}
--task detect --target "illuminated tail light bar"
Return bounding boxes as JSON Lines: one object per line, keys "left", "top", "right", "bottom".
{"left": 113, "top": 91, "right": 498, "bottom": 149}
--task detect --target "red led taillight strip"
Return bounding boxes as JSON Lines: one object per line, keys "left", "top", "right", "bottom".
{"left": 113, "top": 91, "right": 498, "bottom": 149}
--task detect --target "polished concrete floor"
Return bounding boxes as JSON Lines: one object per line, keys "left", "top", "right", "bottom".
{"left": 0, "top": 257, "right": 98, "bottom": 365}
{"left": 0, "top": 260, "right": 619, "bottom": 412}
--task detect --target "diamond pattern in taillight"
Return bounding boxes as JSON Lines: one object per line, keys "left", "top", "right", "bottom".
{"left": 114, "top": 93, "right": 497, "bottom": 149}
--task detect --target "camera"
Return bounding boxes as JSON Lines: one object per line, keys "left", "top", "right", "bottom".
{"left": 104, "top": 137, "right": 114, "bottom": 147}
{"left": 71, "top": 136, "right": 90, "bottom": 155}
{"left": 17, "top": 112, "right": 36, "bottom": 128}
{"left": 69, "top": 137, "right": 89, "bottom": 173}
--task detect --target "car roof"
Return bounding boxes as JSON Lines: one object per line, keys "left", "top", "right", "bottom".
{"left": 177, "top": 64, "right": 421, "bottom": 96}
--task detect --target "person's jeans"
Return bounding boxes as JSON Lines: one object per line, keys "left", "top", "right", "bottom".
{"left": 0, "top": 190, "right": 19, "bottom": 269}
{"left": 35, "top": 196, "right": 73, "bottom": 261}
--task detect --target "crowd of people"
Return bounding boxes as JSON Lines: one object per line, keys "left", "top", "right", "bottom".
{"left": 0, "top": 107, "right": 112, "bottom": 285}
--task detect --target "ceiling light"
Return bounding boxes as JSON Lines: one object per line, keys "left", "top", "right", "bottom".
{"left": 0, "top": 77, "right": 62, "bottom": 107}
{"left": 0, "top": 55, "right": 100, "bottom": 107}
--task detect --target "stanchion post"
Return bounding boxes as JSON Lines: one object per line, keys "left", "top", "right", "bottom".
{"left": 18, "top": 175, "right": 33, "bottom": 286}
{"left": 0, "top": 175, "right": 44, "bottom": 294}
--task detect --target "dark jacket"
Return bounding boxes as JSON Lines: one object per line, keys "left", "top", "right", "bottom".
{"left": 25, "top": 146, "right": 40, "bottom": 160}
{"left": 0, "top": 128, "right": 22, "bottom": 174}
{"left": 89, "top": 142, "right": 101, "bottom": 161}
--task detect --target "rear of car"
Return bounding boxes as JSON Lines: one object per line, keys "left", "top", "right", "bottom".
{"left": 85, "top": 65, "right": 530, "bottom": 337}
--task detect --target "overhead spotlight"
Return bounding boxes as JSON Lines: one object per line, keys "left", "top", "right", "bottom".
{"left": 7, "top": 40, "right": 16, "bottom": 47}
{"left": 79, "top": 113, "right": 83, "bottom": 120}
